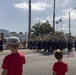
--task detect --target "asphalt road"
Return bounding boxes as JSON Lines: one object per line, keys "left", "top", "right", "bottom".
{"left": 0, "top": 49, "right": 76, "bottom": 75}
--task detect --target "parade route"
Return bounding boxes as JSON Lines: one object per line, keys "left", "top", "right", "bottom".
{"left": 0, "top": 49, "right": 76, "bottom": 75}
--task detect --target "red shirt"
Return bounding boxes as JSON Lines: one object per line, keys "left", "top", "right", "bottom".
{"left": 1, "top": 52, "right": 25, "bottom": 75}
{"left": 52, "top": 62, "right": 68, "bottom": 75}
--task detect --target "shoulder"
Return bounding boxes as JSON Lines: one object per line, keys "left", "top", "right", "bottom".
{"left": 18, "top": 52, "right": 25, "bottom": 57}
{"left": 18, "top": 52, "right": 24, "bottom": 55}
{"left": 62, "top": 62, "right": 67, "bottom": 66}
{"left": 54, "top": 62, "right": 66, "bottom": 66}
{"left": 53, "top": 62, "right": 58, "bottom": 66}
{"left": 18, "top": 53, "right": 26, "bottom": 64}
{"left": 54, "top": 62, "right": 58, "bottom": 65}
{"left": 4, "top": 54, "right": 12, "bottom": 59}
{"left": 2, "top": 54, "right": 12, "bottom": 63}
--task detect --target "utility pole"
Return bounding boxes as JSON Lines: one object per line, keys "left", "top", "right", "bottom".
{"left": 53, "top": 0, "right": 55, "bottom": 35}
{"left": 28, "top": 0, "right": 31, "bottom": 40}
{"left": 69, "top": 12, "right": 71, "bottom": 36}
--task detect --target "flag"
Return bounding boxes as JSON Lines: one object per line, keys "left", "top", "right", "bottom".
{"left": 59, "top": 19, "right": 62, "bottom": 22}
{"left": 67, "top": 51, "right": 74, "bottom": 57}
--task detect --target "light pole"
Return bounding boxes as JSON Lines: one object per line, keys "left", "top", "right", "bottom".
{"left": 28, "top": 0, "right": 31, "bottom": 40}
{"left": 69, "top": 7, "right": 76, "bottom": 36}
{"left": 53, "top": 0, "right": 56, "bottom": 35}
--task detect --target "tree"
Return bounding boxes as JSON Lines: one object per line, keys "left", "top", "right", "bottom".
{"left": 10, "top": 32, "right": 17, "bottom": 34}
{"left": 25, "top": 32, "right": 27, "bottom": 34}
{"left": 31, "top": 20, "right": 53, "bottom": 35}
{"left": 55, "top": 31, "right": 62, "bottom": 36}
{"left": 19, "top": 31, "right": 23, "bottom": 34}
{"left": 56, "top": 21, "right": 59, "bottom": 24}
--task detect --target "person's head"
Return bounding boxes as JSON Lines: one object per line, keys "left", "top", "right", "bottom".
{"left": 54, "top": 49, "right": 63, "bottom": 61}
{"left": 7, "top": 36, "right": 20, "bottom": 52}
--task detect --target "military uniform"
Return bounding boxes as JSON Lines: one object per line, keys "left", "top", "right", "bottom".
{"left": 37, "top": 36, "right": 42, "bottom": 50}
{"left": 28, "top": 37, "right": 33, "bottom": 49}
{"left": 0, "top": 33, "right": 4, "bottom": 51}
{"left": 32, "top": 37, "right": 37, "bottom": 49}
{"left": 67, "top": 37, "right": 73, "bottom": 52}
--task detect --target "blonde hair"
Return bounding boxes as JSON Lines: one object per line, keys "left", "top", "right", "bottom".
{"left": 54, "top": 49, "right": 63, "bottom": 60}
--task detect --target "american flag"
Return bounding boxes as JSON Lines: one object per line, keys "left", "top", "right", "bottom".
{"left": 67, "top": 51, "right": 74, "bottom": 57}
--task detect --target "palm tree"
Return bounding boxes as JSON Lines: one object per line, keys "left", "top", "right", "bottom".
{"left": 59, "top": 19, "right": 62, "bottom": 33}
{"left": 56, "top": 21, "right": 59, "bottom": 31}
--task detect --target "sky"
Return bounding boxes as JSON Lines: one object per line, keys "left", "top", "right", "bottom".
{"left": 0, "top": 0, "right": 76, "bottom": 35}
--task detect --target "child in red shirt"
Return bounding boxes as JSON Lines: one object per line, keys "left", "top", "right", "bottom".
{"left": 1, "top": 37, "right": 26, "bottom": 75}
{"left": 52, "top": 49, "right": 68, "bottom": 75}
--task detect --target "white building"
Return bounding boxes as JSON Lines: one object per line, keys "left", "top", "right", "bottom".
{"left": 0, "top": 29, "right": 28, "bottom": 42}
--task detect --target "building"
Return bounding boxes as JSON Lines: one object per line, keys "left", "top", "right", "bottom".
{"left": 0, "top": 29, "right": 28, "bottom": 42}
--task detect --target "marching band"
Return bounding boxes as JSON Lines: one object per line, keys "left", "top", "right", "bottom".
{"left": 28, "top": 33, "right": 75, "bottom": 52}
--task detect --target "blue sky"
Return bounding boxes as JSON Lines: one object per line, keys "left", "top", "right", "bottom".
{"left": 0, "top": 0, "right": 76, "bottom": 35}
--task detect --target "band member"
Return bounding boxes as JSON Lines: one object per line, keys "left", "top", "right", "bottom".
{"left": 67, "top": 37, "right": 73, "bottom": 52}
{"left": 37, "top": 35, "right": 42, "bottom": 50}
{"left": 32, "top": 37, "right": 37, "bottom": 50}
{"left": 0, "top": 33, "right": 4, "bottom": 51}
{"left": 46, "top": 35, "right": 51, "bottom": 52}
{"left": 42, "top": 35, "right": 47, "bottom": 51}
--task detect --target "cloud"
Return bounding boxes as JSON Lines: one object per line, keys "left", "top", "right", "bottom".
{"left": 55, "top": 16, "right": 62, "bottom": 21}
{"left": 14, "top": 3, "right": 28, "bottom": 10}
{"left": 65, "top": 0, "right": 69, "bottom": 3}
{"left": 34, "top": 16, "right": 52, "bottom": 23}
{"left": 40, "top": 20, "right": 46, "bottom": 23}
{"left": 32, "top": 2, "right": 51, "bottom": 11}
{"left": 14, "top": 2, "right": 51, "bottom": 11}
{"left": 62, "top": 8, "right": 72, "bottom": 13}
{"left": 62, "top": 8, "right": 76, "bottom": 20}
{"left": 70, "top": 10, "right": 76, "bottom": 20}
{"left": 0, "top": 11, "right": 2, "bottom": 14}
{"left": 55, "top": 8, "right": 76, "bottom": 35}
{"left": 34, "top": 17, "right": 40, "bottom": 21}
{"left": 62, "top": 0, "right": 69, "bottom": 6}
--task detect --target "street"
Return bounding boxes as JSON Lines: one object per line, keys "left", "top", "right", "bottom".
{"left": 0, "top": 49, "right": 76, "bottom": 75}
